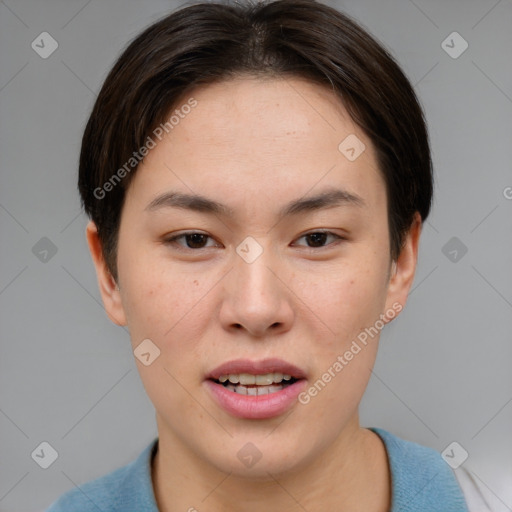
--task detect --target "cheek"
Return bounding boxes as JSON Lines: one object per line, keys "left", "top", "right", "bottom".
{"left": 119, "top": 258, "right": 217, "bottom": 364}
{"left": 301, "top": 258, "right": 388, "bottom": 346}
{"left": 117, "top": 251, "right": 179, "bottom": 338}
{"left": 120, "top": 267, "right": 210, "bottom": 404}
{"left": 300, "top": 251, "right": 389, "bottom": 409}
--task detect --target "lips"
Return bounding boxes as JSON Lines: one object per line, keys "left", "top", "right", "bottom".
{"left": 204, "top": 358, "right": 308, "bottom": 419}
{"left": 206, "top": 358, "right": 307, "bottom": 381}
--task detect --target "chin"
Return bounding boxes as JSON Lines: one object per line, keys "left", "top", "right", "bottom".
{"left": 199, "top": 433, "right": 317, "bottom": 480}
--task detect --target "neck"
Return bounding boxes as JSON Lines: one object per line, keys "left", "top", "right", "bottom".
{"left": 152, "top": 414, "right": 390, "bottom": 512}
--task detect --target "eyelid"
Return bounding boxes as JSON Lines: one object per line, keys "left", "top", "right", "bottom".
{"left": 163, "top": 231, "right": 221, "bottom": 250}
{"left": 292, "top": 230, "right": 345, "bottom": 248}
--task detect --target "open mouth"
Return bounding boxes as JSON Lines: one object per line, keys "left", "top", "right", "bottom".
{"left": 205, "top": 358, "right": 307, "bottom": 419}
{"left": 212, "top": 373, "right": 299, "bottom": 396}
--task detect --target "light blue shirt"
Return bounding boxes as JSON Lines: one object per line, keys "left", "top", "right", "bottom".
{"left": 45, "top": 427, "right": 469, "bottom": 511}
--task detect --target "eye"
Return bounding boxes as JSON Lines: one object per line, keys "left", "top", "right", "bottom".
{"left": 164, "top": 231, "right": 220, "bottom": 250}
{"left": 293, "top": 230, "right": 344, "bottom": 248}
{"left": 163, "top": 230, "right": 344, "bottom": 251}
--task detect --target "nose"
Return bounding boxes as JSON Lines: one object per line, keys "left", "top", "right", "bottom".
{"left": 219, "top": 243, "right": 295, "bottom": 338}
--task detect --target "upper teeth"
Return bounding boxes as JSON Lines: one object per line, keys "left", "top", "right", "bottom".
{"left": 218, "top": 373, "right": 292, "bottom": 385}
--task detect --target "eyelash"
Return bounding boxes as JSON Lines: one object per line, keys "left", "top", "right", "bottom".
{"left": 163, "top": 230, "right": 345, "bottom": 251}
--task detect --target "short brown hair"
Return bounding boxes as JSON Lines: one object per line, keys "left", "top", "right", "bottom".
{"left": 79, "top": 0, "right": 433, "bottom": 280}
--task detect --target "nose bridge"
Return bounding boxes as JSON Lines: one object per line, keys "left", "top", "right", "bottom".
{"left": 221, "top": 236, "right": 293, "bottom": 335}
{"left": 233, "top": 237, "right": 282, "bottom": 302}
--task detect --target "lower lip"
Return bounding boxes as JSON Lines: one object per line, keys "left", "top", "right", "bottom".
{"left": 204, "top": 379, "right": 307, "bottom": 419}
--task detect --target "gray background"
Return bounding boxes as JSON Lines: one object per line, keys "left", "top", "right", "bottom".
{"left": 0, "top": 0, "right": 511, "bottom": 510}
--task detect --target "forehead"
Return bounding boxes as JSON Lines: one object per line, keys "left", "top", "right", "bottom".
{"left": 127, "top": 76, "right": 385, "bottom": 219}
{"left": 167, "top": 76, "right": 361, "bottom": 160}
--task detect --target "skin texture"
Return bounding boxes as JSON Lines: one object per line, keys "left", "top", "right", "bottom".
{"left": 86, "top": 76, "right": 422, "bottom": 511}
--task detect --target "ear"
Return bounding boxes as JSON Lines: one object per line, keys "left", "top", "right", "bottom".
{"left": 85, "top": 220, "right": 127, "bottom": 326}
{"left": 383, "top": 212, "right": 422, "bottom": 320}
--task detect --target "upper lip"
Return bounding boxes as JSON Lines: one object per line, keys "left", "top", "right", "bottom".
{"left": 207, "top": 358, "right": 307, "bottom": 381}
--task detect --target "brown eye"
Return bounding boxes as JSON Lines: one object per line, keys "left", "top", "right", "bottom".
{"left": 295, "top": 231, "right": 343, "bottom": 248}
{"left": 305, "top": 232, "right": 328, "bottom": 247}
{"left": 164, "top": 232, "right": 218, "bottom": 250}
{"left": 183, "top": 233, "right": 209, "bottom": 249}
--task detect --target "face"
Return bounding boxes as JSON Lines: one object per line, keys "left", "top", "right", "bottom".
{"left": 88, "top": 76, "right": 420, "bottom": 478}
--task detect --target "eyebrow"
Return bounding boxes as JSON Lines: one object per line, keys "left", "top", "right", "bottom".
{"left": 145, "top": 187, "right": 365, "bottom": 218}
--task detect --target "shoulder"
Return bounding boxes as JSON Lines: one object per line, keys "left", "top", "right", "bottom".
{"left": 369, "top": 427, "right": 469, "bottom": 512}
{"left": 45, "top": 439, "right": 159, "bottom": 512}
{"left": 44, "top": 464, "right": 130, "bottom": 512}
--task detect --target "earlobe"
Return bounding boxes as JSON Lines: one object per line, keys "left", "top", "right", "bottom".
{"left": 85, "top": 220, "right": 127, "bottom": 326}
{"left": 384, "top": 212, "right": 422, "bottom": 319}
